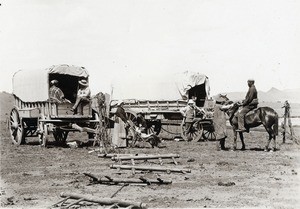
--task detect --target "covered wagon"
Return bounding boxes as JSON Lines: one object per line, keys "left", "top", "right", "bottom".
{"left": 9, "top": 64, "right": 100, "bottom": 146}
{"left": 110, "top": 72, "right": 215, "bottom": 141}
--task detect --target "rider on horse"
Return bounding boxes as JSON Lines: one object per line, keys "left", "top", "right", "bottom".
{"left": 236, "top": 79, "right": 259, "bottom": 132}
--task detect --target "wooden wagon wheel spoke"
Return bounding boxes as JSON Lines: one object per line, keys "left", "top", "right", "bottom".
{"left": 53, "top": 129, "right": 68, "bottom": 145}
{"left": 181, "top": 119, "right": 204, "bottom": 142}
{"left": 202, "top": 129, "right": 216, "bottom": 141}
{"left": 9, "top": 107, "right": 25, "bottom": 145}
{"left": 126, "top": 112, "right": 137, "bottom": 126}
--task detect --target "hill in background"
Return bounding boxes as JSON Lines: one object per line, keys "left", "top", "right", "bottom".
{"left": 223, "top": 88, "right": 300, "bottom": 104}
{"left": 0, "top": 91, "right": 14, "bottom": 121}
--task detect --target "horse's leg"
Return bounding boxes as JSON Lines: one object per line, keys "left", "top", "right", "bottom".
{"left": 240, "top": 132, "right": 246, "bottom": 150}
{"left": 273, "top": 134, "right": 277, "bottom": 152}
{"left": 264, "top": 128, "right": 273, "bottom": 152}
{"left": 270, "top": 127, "right": 277, "bottom": 152}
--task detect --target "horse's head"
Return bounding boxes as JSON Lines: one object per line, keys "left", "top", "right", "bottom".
{"left": 220, "top": 101, "right": 239, "bottom": 117}
{"left": 215, "top": 94, "right": 230, "bottom": 105}
{"left": 220, "top": 102, "right": 233, "bottom": 111}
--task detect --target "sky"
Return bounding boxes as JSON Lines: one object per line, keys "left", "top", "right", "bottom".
{"left": 0, "top": 0, "right": 299, "bottom": 100}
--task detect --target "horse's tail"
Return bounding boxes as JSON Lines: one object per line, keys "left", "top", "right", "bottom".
{"left": 273, "top": 112, "right": 279, "bottom": 136}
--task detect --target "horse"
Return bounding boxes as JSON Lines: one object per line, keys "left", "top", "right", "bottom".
{"left": 220, "top": 101, "right": 279, "bottom": 151}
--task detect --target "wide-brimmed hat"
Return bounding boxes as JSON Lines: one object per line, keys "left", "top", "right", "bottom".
{"left": 79, "top": 79, "right": 88, "bottom": 86}
{"left": 50, "top": 80, "right": 58, "bottom": 85}
{"left": 187, "top": 99, "right": 195, "bottom": 105}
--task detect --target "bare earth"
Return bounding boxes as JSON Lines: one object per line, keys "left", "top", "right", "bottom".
{"left": 0, "top": 125, "right": 299, "bottom": 209}
{"left": 1, "top": 92, "right": 300, "bottom": 208}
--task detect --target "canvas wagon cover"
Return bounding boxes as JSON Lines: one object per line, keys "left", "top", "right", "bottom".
{"left": 112, "top": 71, "right": 210, "bottom": 100}
{"left": 176, "top": 71, "right": 210, "bottom": 98}
{"left": 12, "top": 64, "right": 89, "bottom": 102}
{"left": 47, "top": 64, "right": 89, "bottom": 78}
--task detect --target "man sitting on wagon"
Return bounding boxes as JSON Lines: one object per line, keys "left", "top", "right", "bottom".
{"left": 71, "top": 79, "right": 91, "bottom": 114}
{"left": 49, "top": 80, "right": 70, "bottom": 103}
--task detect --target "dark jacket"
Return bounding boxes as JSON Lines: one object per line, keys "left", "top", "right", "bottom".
{"left": 242, "top": 85, "right": 258, "bottom": 107}
{"left": 115, "top": 106, "right": 128, "bottom": 123}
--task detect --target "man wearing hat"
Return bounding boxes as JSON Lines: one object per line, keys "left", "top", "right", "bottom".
{"left": 71, "top": 79, "right": 91, "bottom": 113}
{"left": 213, "top": 94, "right": 229, "bottom": 150}
{"left": 49, "top": 80, "right": 69, "bottom": 103}
{"left": 112, "top": 100, "right": 129, "bottom": 147}
{"left": 236, "top": 79, "right": 258, "bottom": 132}
{"left": 180, "top": 99, "right": 206, "bottom": 139}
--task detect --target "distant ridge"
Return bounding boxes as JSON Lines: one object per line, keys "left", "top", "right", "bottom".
{"left": 218, "top": 88, "right": 300, "bottom": 103}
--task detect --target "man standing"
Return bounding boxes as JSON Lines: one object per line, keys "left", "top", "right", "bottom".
{"left": 236, "top": 79, "right": 258, "bottom": 132}
{"left": 213, "top": 94, "right": 228, "bottom": 150}
{"left": 112, "top": 101, "right": 129, "bottom": 148}
{"left": 180, "top": 99, "right": 206, "bottom": 136}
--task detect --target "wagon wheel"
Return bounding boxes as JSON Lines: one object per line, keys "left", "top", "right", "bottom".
{"left": 147, "top": 121, "right": 162, "bottom": 135}
{"left": 180, "top": 119, "right": 204, "bottom": 141}
{"left": 127, "top": 126, "right": 137, "bottom": 147}
{"left": 126, "top": 112, "right": 138, "bottom": 126}
{"left": 202, "top": 129, "right": 216, "bottom": 141}
{"left": 9, "top": 107, "right": 25, "bottom": 145}
{"left": 38, "top": 122, "right": 48, "bottom": 147}
{"left": 53, "top": 129, "right": 69, "bottom": 145}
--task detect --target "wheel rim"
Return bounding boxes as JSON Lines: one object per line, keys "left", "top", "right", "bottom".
{"left": 9, "top": 108, "right": 24, "bottom": 145}
{"left": 181, "top": 120, "right": 203, "bottom": 141}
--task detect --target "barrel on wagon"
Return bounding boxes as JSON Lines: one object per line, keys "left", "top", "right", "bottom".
{"left": 9, "top": 64, "right": 100, "bottom": 146}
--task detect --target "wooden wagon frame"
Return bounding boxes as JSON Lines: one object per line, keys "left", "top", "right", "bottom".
{"left": 9, "top": 64, "right": 101, "bottom": 146}
{"left": 109, "top": 73, "right": 216, "bottom": 142}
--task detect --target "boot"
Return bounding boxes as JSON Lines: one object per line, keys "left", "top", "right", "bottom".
{"left": 220, "top": 138, "right": 226, "bottom": 150}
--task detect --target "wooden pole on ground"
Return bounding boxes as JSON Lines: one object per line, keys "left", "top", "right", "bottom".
{"left": 112, "top": 154, "right": 180, "bottom": 165}
{"left": 110, "top": 164, "right": 191, "bottom": 174}
{"left": 83, "top": 172, "right": 172, "bottom": 185}
{"left": 60, "top": 192, "right": 147, "bottom": 208}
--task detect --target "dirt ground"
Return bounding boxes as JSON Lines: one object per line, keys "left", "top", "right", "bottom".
{"left": 1, "top": 124, "right": 300, "bottom": 209}
{"left": 1, "top": 92, "right": 300, "bottom": 209}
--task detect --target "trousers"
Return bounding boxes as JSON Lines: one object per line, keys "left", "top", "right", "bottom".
{"left": 237, "top": 105, "right": 255, "bottom": 130}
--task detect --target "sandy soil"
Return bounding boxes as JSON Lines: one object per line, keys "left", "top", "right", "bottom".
{"left": 1, "top": 92, "right": 300, "bottom": 208}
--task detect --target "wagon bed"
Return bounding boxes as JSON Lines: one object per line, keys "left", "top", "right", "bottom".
{"left": 109, "top": 73, "right": 216, "bottom": 141}
{"left": 9, "top": 64, "right": 100, "bottom": 147}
